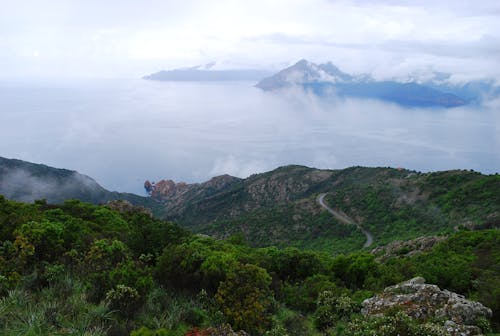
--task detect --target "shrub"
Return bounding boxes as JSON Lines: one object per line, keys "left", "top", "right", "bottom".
{"left": 343, "top": 311, "right": 447, "bottom": 336}
{"left": 105, "top": 284, "right": 141, "bottom": 318}
{"left": 216, "top": 263, "right": 273, "bottom": 334}
{"left": 315, "top": 291, "right": 356, "bottom": 331}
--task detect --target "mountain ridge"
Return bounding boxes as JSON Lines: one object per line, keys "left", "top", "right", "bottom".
{"left": 151, "top": 165, "right": 499, "bottom": 252}
{"left": 256, "top": 59, "right": 474, "bottom": 107}
{"left": 1, "top": 156, "right": 498, "bottom": 254}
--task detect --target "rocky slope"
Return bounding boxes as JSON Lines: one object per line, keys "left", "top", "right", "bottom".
{"left": 154, "top": 165, "right": 340, "bottom": 229}
{"left": 371, "top": 235, "right": 448, "bottom": 261}
{"left": 151, "top": 165, "right": 500, "bottom": 252}
{"left": 362, "top": 277, "right": 492, "bottom": 335}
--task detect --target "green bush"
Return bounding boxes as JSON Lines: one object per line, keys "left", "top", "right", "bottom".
{"left": 216, "top": 263, "right": 273, "bottom": 335}
{"left": 315, "top": 291, "right": 356, "bottom": 331}
{"left": 105, "top": 284, "right": 141, "bottom": 318}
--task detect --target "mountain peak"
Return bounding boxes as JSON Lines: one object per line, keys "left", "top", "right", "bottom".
{"left": 256, "top": 59, "right": 350, "bottom": 90}
{"left": 293, "top": 59, "right": 312, "bottom": 69}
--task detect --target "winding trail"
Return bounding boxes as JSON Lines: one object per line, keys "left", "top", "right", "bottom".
{"left": 317, "top": 193, "right": 374, "bottom": 248}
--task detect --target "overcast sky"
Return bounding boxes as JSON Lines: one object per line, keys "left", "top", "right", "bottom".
{"left": 1, "top": 0, "right": 500, "bottom": 80}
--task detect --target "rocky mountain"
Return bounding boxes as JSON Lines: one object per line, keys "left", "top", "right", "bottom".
{"left": 0, "top": 156, "right": 160, "bottom": 212}
{"left": 256, "top": 59, "right": 469, "bottom": 107}
{"left": 150, "top": 165, "right": 500, "bottom": 253}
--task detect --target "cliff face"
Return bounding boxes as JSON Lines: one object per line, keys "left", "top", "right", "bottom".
{"left": 146, "top": 174, "right": 241, "bottom": 201}
{"left": 148, "top": 180, "right": 190, "bottom": 199}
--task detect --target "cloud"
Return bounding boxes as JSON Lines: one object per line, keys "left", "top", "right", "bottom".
{"left": 210, "top": 155, "right": 270, "bottom": 178}
{"left": 0, "top": 0, "right": 499, "bottom": 79}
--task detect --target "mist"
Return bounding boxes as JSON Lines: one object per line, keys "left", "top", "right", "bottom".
{"left": 0, "top": 166, "right": 101, "bottom": 203}
{"left": 1, "top": 78, "right": 498, "bottom": 194}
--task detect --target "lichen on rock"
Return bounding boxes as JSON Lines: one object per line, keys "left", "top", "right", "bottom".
{"left": 362, "top": 277, "right": 492, "bottom": 335}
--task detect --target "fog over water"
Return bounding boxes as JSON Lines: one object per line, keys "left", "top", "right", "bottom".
{"left": 1, "top": 79, "right": 498, "bottom": 194}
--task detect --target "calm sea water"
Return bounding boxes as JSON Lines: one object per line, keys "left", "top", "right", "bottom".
{"left": 1, "top": 78, "right": 499, "bottom": 194}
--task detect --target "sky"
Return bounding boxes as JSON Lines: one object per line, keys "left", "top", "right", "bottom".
{"left": 1, "top": 0, "right": 500, "bottom": 81}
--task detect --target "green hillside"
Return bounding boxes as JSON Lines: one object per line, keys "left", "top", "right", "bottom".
{"left": 0, "top": 196, "right": 498, "bottom": 335}
{"left": 2, "top": 157, "right": 498, "bottom": 255}
{"left": 161, "top": 166, "right": 499, "bottom": 253}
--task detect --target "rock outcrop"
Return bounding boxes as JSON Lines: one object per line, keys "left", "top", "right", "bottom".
{"left": 362, "top": 277, "right": 492, "bottom": 335}
{"left": 106, "top": 200, "right": 153, "bottom": 217}
{"left": 145, "top": 175, "right": 241, "bottom": 202}
{"left": 371, "top": 236, "right": 447, "bottom": 261}
{"left": 184, "top": 324, "right": 249, "bottom": 336}
{"left": 149, "top": 179, "right": 190, "bottom": 199}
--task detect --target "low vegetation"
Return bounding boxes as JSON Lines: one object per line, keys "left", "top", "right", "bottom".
{"left": 0, "top": 195, "right": 498, "bottom": 335}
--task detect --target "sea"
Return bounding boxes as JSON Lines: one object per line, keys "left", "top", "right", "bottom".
{"left": 1, "top": 78, "right": 499, "bottom": 194}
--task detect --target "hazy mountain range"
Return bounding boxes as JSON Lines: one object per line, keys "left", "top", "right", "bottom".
{"left": 144, "top": 59, "right": 499, "bottom": 108}
{"left": 144, "top": 62, "right": 272, "bottom": 81}
{"left": 256, "top": 59, "right": 500, "bottom": 108}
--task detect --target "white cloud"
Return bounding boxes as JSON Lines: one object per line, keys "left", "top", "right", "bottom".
{"left": 210, "top": 155, "right": 270, "bottom": 178}
{"left": 0, "top": 0, "right": 499, "bottom": 79}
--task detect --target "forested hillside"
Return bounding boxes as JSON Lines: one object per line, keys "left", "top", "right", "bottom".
{"left": 0, "top": 196, "right": 498, "bottom": 335}
{"left": 160, "top": 166, "right": 500, "bottom": 253}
